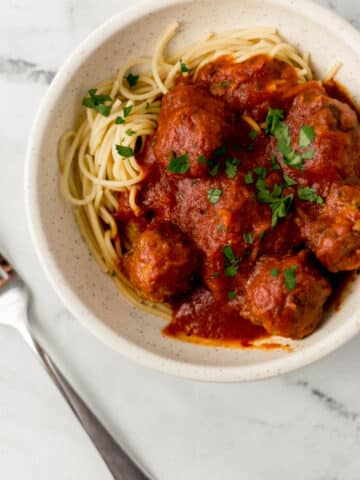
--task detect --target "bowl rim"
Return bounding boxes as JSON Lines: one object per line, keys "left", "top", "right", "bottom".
{"left": 25, "top": 0, "right": 360, "bottom": 382}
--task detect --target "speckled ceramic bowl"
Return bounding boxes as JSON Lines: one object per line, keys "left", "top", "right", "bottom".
{"left": 25, "top": 0, "right": 360, "bottom": 382}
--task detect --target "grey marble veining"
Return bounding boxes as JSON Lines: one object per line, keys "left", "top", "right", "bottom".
{"left": 1, "top": 1, "right": 360, "bottom": 479}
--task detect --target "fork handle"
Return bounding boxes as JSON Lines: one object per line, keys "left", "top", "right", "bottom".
{"left": 23, "top": 330, "right": 150, "bottom": 480}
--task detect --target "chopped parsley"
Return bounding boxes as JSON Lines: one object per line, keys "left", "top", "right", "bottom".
{"left": 126, "top": 128, "right": 136, "bottom": 136}
{"left": 244, "top": 172, "right": 254, "bottom": 184}
{"left": 126, "top": 73, "right": 139, "bottom": 87}
{"left": 219, "top": 81, "right": 231, "bottom": 88}
{"left": 299, "top": 125, "right": 315, "bottom": 148}
{"left": 265, "top": 108, "right": 316, "bottom": 170}
{"left": 249, "top": 130, "right": 258, "bottom": 140}
{"left": 82, "top": 89, "right": 112, "bottom": 116}
{"left": 225, "top": 157, "right": 241, "bottom": 178}
{"left": 213, "top": 145, "right": 227, "bottom": 157}
{"left": 243, "top": 232, "right": 253, "bottom": 244}
{"left": 265, "top": 108, "right": 284, "bottom": 135}
{"left": 209, "top": 160, "right": 220, "bottom": 177}
{"left": 123, "top": 105, "right": 133, "bottom": 117}
{"left": 212, "top": 272, "right": 220, "bottom": 278}
{"left": 254, "top": 167, "right": 267, "bottom": 179}
{"left": 283, "top": 174, "right": 297, "bottom": 187}
{"left": 180, "top": 59, "right": 189, "bottom": 73}
{"left": 223, "top": 245, "right": 241, "bottom": 277}
{"left": 208, "top": 188, "right": 222, "bottom": 204}
{"left": 227, "top": 290, "right": 237, "bottom": 300}
{"left": 269, "top": 268, "right": 279, "bottom": 278}
{"left": 271, "top": 153, "right": 281, "bottom": 170}
{"left": 197, "top": 155, "right": 207, "bottom": 164}
{"left": 284, "top": 266, "right": 297, "bottom": 291}
{"left": 115, "top": 116, "right": 125, "bottom": 124}
{"left": 297, "top": 187, "right": 324, "bottom": 204}
{"left": 116, "top": 145, "right": 134, "bottom": 157}
{"left": 167, "top": 152, "right": 190, "bottom": 174}
{"left": 256, "top": 178, "right": 293, "bottom": 227}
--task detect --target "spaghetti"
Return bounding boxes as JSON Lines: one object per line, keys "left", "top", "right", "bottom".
{"left": 58, "top": 22, "right": 315, "bottom": 319}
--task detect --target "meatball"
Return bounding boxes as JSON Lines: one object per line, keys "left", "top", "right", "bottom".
{"left": 274, "top": 82, "right": 360, "bottom": 195}
{"left": 123, "top": 223, "right": 196, "bottom": 302}
{"left": 196, "top": 54, "right": 299, "bottom": 120}
{"left": 297, "top": 183, "right": 360, "bottom": 272}
{"left": 154, "top": 83, "right": 232, "bottom": 177}
{"left": 241, "top": 251, "right": 331, "bottom": 339}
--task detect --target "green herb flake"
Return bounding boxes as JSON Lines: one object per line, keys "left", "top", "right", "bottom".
{"left": 116, "top": 145, "right": 134, "bottom": 158}
{"left": 223, "top": 245, "right": 236, "bottom": 264}
{"left": 208, "top": 188, "right": 222, "bottom": 205}
{"left": 254, "top": 167, "right": 267, "bottom": 179}
{"left": 301, "top": 149, "right": 315, "bottom": 160}
{"left": 227, "top": 290, "right": 237, "bottom": 300}
{"left": 126, "top": 129, "right": 136, "bottom": 136}
{"left": 218, "top": 81, "right": 231, "bottom": 88}
{"left": 209, "top": 161, "right": 220, "bottom": 177}
{"left": 123, "top": 105, "right": 133, "bottom": 118}
{"left": 225, "top": 157, "right": 241, "bottom": 178}
{"left": 212, "top": 272, "right": 220, "bottom": 279}
{"left": 283, "top": 174, "right": 297, "bottom": 187}
{"left": 244, "top": 172, "right": 254, "bottom": 184}
{"left": 265, "top": 108, "right": 284, "bottom": 135}
{"left": 284, "top": 266, "right": 297, "bottom": 291}
{"left": 224, "top": 265, "right": 238, "bottom": 277}
{"left": 180, "top": 59, "right": 189, "bottom": 73}
{"left": 216, "top": 223, "right": 226, "bottom": 232}
{"left": 213, "top": 145, "right": 227, "bottom": 157}
{"left": 126, "top": 73, "right": 139, "bottom": 87}
{"left": 299, "top": 125, "right": 315, "bottom": 148}
{"left": 243, "top": 232, "right": 253, "bottom": 244}
{"left": 82, "top": 89, "right": 112, "bottom": 117}
{"left": 115, "top": 116, "right": 125, "bottom": 124}
{"left": 271, "top": 153, "right": 281, "bottom": 170}
{"left": 167, "top": 152, "right": 190, "bottom": 174}
{"left": 269, "top": 268, "right": 279, "bottom": 278}
{"left": 297, "top": 187, "right": 323, "bottom": 204}
{"left": 197, "top": 155, "right": 207, "bottom": 164}
{"left": 249, "top": 130, "right": 258, "bottom": 141}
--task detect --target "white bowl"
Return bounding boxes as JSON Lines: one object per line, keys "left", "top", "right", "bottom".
{"left": 25, "top": 0, "right": 360, "bottom": 382}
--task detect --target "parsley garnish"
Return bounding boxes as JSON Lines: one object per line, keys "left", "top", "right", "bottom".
{"left": 265, "top": 109, "right": 316, "bottom": 170}
{"left": 126, "top": 129, "right": 136, "bottom": 136}
{"left": 225, "top": 157, "right": 241, "bottom": 178}
{"left": 297, "top": 187, "right": 323, "bottom": 204}
{"left": 227, "top": 290, "right": 237, "bottom": 300}
{"left": 219, "top": 81, "right": 231, "bottom": 88}
{"left": 299, "top": 125, "right": 315, "bottom": 148}
{"left": 115, "top": 116, "right": 125, "bottom": 124}
{"left": 213, "top": 272, "right": 220, "bottom": 278}
{"left": 256, "top": 178, "right": 293, "bottom": 227}
{"left": 197, "top": 155, "right": 207, "bottom": 164}
{"left": 167, "top": 152, "right": 190, "bottom": 174}
{"left": 116, "top": 145, "right": 134, "bottom": 157}
{"left": 126, "top": 73, "right": 139, "bottom": 87}
{"left": 271, "top": 153, "right": 281, "bottom": 171}
{"left": 243, "top": 232, "right": 253, "bottom": 244}
{"left": 254, "top": 167, "right": 267, "bottom": 179}
{"left": 223, "top": 245, "right": 241, "bottom": 277}
{"left": 244, "top": 172, "right": 254, "bottom": 184}
{"left": 265, "top": 108, "right": 284, "bottom": 135}
{"left": 208, "top": 188, "right": 222, "bottom": 204}
{"left": 249, "top": 130, "right": 258, "bottom": 140}
{"left": 180, "top": 59, "right": 189, "bottom": 73}
{"left": 284, "top": 266, "right": 297, "bottom": 291}
{"left": 82, "top": 89, "right": 112, "bottom": 116}
{"left": 209, "top": 161, "right": 220, "bottom": 177}
{"left": 123, "top": 105, "right": 133, "bottom": 117}
{"left": 270, "top": 268, "right": 279, "bottom": 278}
{"left": 283, "top": 174, "right": 297, "bottom": 187}
{"left": 213, "top": 145, "right": 227, "bottom": 157}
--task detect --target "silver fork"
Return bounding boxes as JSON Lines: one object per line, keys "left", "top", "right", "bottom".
{"left": 0, "top": 253, "right": 150, "bottom": 480}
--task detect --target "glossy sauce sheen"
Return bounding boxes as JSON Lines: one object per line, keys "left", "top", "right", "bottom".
{"left": 116, "top": 55, "right": 360, "bottom": 348}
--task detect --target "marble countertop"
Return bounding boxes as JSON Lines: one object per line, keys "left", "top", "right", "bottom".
{"left": 1, "top": 0, "right": 360, "bottom": 478}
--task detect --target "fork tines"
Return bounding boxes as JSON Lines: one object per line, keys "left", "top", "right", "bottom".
{"left": 0, "top": 255, "right": 13, "bottom": 288}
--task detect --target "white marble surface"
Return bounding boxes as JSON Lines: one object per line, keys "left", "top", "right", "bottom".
{"left": 1, "top": 0, "right": 360, "bottom": 478}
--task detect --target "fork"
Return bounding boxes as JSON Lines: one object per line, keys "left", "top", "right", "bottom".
{"left": 0, "top": 253, "right": 150, "bottom": 480}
